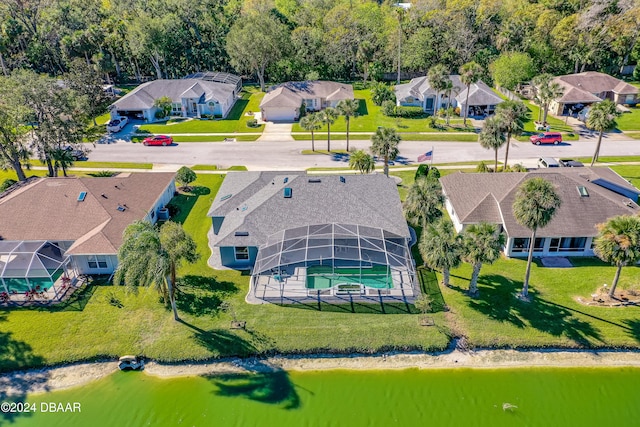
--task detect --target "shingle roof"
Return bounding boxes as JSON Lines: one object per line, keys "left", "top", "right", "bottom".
{"left": 455, "top": 80, "right": 503, "bottom": 106}
{"left": 395, "top": 75, "right": 465, "bottom": 102}
{"left": 111, "top": 79, "right": 236, "bottom": 110}
{"left": 208, "top": 172, "right": 409, "bottom": 247}
{"left": 440, "top": 168, "right": 640, "bottom": 238}
{"left": 260, "top": 81, "right": 354, "bottom": 109}
{"left": 552, "top": 72, "right": 639, "bottom": 104}
{"left": 0, "top": 173, "right": 175, "bottom": 254}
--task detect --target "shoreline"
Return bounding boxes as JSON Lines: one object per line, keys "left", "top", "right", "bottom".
{"left": 3, "top": 348, "right": 640, "bottom": 396}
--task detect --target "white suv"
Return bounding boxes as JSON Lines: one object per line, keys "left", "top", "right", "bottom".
{"left": 538, "top": 157, "right": 560, "bottom": 168}
{"left": 106, "top": 116, "right": 129, "bottom": 133}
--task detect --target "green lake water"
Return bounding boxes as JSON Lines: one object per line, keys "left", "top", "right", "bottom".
{"left": 4, "top": 367, "right": 640, "bottom": 426}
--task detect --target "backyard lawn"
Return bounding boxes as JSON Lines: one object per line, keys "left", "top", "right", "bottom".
{"left": 291, "top": 89, "right": 475, "bottom": 133}
{"left": 138, "top": 87, "right": 265, "bottom": 134}
{"left": 3, "top": 165, "right": 640, "bottom": 372}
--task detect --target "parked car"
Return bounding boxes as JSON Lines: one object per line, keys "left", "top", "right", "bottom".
{"left": 63, "top": 145, "right": 87, "bottom": 160}
{"left": 538, "top": 157, "right": 560, "bottom": 168}
{"left": 142, "top": 135, "right": 173, "bottom": 146}
{"left": 106, "top": 116, "right": 129, "bottom": 133}
{"left": 530, "top": 132, "right": 563, "bottom": 145}
{"left": 559, "top": 159, "right": 584, "bottom": 167}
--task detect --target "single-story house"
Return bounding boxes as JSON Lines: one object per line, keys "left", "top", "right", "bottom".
{"left": 548, "top": 71, "right": 638, "bottom": 116}
{"left": 395, "top": 75, "right": 502, "bottom": 116}
{"left": 207, "top": 172, "right": 417, "bottom": 301}
{"left": 259, "top": 81, "right": 355, "bottom": 121}
{"left": 109, "top": 73, "right": 241, "bottom": 121}
{"left": 440, "top": 168, "right": 640, "bottom": 258}
{"left": 0, "top": 173, "right": 176, "bottom": 298}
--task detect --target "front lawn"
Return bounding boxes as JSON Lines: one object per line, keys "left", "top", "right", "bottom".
{"left": 617, "top": 107, "right": 640, "bottom": 131}
{"left": 292, "top": 132, "right": 478, "bottom": 142}
{"left": 138, "top": 87, "right": 265, "bottom": 134}
{"left": 292, "top": 89, "right": 474, "bottom": 133}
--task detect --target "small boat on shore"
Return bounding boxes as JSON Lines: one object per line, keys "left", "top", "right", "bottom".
{"left": 118, "top": 355, "right": 144, "bottom": 371}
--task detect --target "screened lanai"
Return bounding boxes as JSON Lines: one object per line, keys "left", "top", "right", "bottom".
{"left": 0, "top": 240, "right": 73, "bottom": 295}
{"left": 251, "top": 223, "right": 417, "bottom": 300}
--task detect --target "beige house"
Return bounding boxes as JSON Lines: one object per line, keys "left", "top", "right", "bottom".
{"left": 549, "top": 72, "right": 638, "bottom": 116}
{"left": 260, "top": 81, "right": 355, "bottom": 121}
{"left": 440, "top": 168, "right": 640, "bottom": 258}
{"left": 0, "top": 173, "right": 176, "bottom": 298}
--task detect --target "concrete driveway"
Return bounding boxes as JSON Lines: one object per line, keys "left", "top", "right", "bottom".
{"left": 258, "top": 122, "right": 294, "bottom": 142}
{"left": 96, "top": 119, "right": 144, "bottom": 145}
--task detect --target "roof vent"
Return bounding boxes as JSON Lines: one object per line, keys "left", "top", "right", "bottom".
{"left": 117, "top": 205, "right": 126, "bottom": 212}
{"left": 308, "top": 178, "right": 321, "bottom": 183}
{"left": 577, "top": 186, "right": 589, "bottom": 197}
{"left": 284, "top": 187, "right": 292, "bottom": 198}
{"left": 340, "top": 176, "right": 346, "bottom": 183}
{"left": 220, "top": 194, "right": 232, "bottom": 201}
{"left": 283, "top": 177, "right": 289, "bottom": 183}
{"left": 77, "top": 191, "right": 87, "bottom": 202}
{"left": 235, "top": 231, "right": 249, "bottom": 236}
{"left": 114, "top": 185, "right": 120, "bottom": 189}
{"left": 101, "top": 193, "right": 108, "bottom": 199}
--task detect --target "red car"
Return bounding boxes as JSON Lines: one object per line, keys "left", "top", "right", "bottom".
{"left": 142, "top": 135, "right": 173, "bottom": 146}
{"left": 530, "top": 132, "right": 562, "bottom": 145}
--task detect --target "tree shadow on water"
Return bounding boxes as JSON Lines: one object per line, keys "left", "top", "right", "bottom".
{"left": 467, "top": 274, "right": 603, "bottom": 347}
{"left": 206, "top": 362, "right": 301, "bottom": 410}
{"left": 176, "top": 275, "right": 238, "bottom": 317}
{"left": 0, "top": 313, "right": 48, "bottom": 425}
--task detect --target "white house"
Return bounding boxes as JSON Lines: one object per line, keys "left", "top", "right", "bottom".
{"left": 395, "top": 75, "right": 502, "bottom": 117}
{"left": 0, "top": 173, "right": 176, "bottom": 299}
{"left": 109, "top": 73, "right": 241, "bottom": 122}
{"left": 260, "top": 81, "right": 355, "bottom": 121}
{"left": 440, "top": 168, "right": 640, "bottom": 258}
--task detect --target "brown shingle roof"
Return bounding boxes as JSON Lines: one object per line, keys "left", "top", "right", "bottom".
{"left": 553, "top": 72, "right": 638, "bottom": 103}
{"left": 260, "top": 81, "right": 354, "bottom": 109}
{"left": 441, "top": 168, "right": 639, "bottom": 238}
{"left": 0, "top": 173, "right": 175, "bottom": 254}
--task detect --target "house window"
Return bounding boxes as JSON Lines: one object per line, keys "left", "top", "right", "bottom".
{"left": 235, "top": 247, "right": 249, "bottom": 260}
{"left": 549, "top": 237, "right": 586, "bottom": 252}
{"left": 626, "top": 95, "right": 635, "bottom": 103}
{"left": 512, "top": 237, "right": 544, "bottom": 253}
{"left": 171, "top": 103, "right": 182, "bottom": 114}
{"left": 87, "top": 255, "right": 108, "bottom": 269}
{"left": 406, "top": 97, "right": 414, "bottom": 103}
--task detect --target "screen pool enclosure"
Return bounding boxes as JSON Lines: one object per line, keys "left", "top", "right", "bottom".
{"left": 251, "top": 223, "right": 417, "bottom": 300}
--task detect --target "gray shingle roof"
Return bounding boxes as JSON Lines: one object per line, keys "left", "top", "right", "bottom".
{"left": 455, "top": 80, "right": 503, "bottom": 106}
{"left": 208, "top": 172, "right": 409, "bottom": 247}
{"left": 395, "top": 75, "right": 465, "bottom": 102}
{"left": 440, "top": 168, "right": 640, "bottom": 238}
{"left": 111, "top": 79, "right": 236, "bottom": 110}
{"left": 260, "top": 81, "right": 354, "bottom": 109}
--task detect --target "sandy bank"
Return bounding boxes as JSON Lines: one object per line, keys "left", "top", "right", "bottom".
{"left": 3, "top": 349, "right": 640, "bottom": 396}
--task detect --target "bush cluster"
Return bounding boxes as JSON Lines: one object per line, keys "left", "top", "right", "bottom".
{"left": 381, "top": 101, "right": 425, "bottom": 118}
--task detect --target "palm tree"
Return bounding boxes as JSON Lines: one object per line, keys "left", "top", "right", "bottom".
{"left": 442, "top": 79, "right": 459, "bottom": 126}
{"left": 495, "top": 100, "right": 528, "bottom": 169}
{"left": 459, "top": 61, "right": 483, "bottom": 126}
{"left": 419, "top": 218, "right": 462, "bottom": 287}
{"left": 336, "top": 99, "right": 359, "bottom": 152}
{"left": 593, "top": 215, "right": 640, "bottom": 298}
{"left": 478, "top": 116, "right": 506, "bottom": 172}
{"left": 461, "top": 222, "right": 504, "bottom": 296}
{"left": 50, "top": 146, "right": 75, "bottom": 177}
{"left": 427, "top": 64, "right": 449, "bottom": 114}
{"left": 300, "top": 113, "right": 322, "bottom": 152}
{"left": 512, "top": 178, "right": 561, "bottom": 299}
{"left": 349, "top": 149, "right": 375, "bottom": 174}
{"left": 370, "top": 127, "right": 401, "bottom": 177}
{"left": 404, "top": 177, "right": 444, "bottom": 228}
{"left": 587, "top": 100, "right": 620, "bottom": 167}
{"left": 320, "top": 107, "right": 338, "bottom": 152}
{"left": 532, "top": 73, "right": 564, "bottom": 123}
{"left": 114, "top": 220, "right": 199, "bottom": 320}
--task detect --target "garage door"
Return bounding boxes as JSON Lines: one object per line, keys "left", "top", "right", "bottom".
{"left": 264, "top": 107, "right": 297, "bottom": 122}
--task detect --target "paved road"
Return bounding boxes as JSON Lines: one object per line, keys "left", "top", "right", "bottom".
{"left": 86, "top": 134, "right": 640, "bottom": 171}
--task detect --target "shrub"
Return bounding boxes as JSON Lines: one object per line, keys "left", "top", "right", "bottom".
{"left": 381, "top": 100, "right": 396, "bottom": 116}
{"left": 428, "top": 116, "right": 437, "bottom": 128}
{"left": 381, "top": 102, "right": 424, "bottom": 118}
{"left": 176, "top": 166, "right": 197, "bottom": 189}
{"left": 246, "top": 118, "right": 258, "bottom": 128}
{"left": 414, "top": 164, "right": 430, "bottom": 180}
{"left": 476, "top": 161, "right": 490, "bottom": 172}
{"left": 0, "top": 178, "right": 17, "bottom": 192}
{"left": 371, "top": 82, "right": 395, "bottom": 106}
{"left": 88, "top": 170, "right": 116, "bottom": 177}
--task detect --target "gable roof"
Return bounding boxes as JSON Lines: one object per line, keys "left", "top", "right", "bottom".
{"left": 553, "top": 72, "right": 638, "bottom": 104}
{"left": 440, "top": 168, "right": 640, "bottom": 238}
{"left": 455, "top": 80, "right": 503, "bottom": 106}
{"left": 208, "top": 172, "right": 409, "bottom": 247}
{"left": 395, "top": 75, "right": 464, "bottom": 102}
{"left": 0, "top": 173, "right": 175, "bottom": 254}
{"left": 111, "top": 79, "right": 236, "bottom": 111}
{"left": 260, "top": 81, "right": 354, "bottom": 109}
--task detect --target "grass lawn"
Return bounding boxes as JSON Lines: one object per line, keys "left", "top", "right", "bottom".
{"left": 624, "top": 132, "right": 640, "bottom": 139}
{"left": 74, "top": 161, "right": 153, "bottom": 169}
{"left": 616, "top": 107, "right": 640, "bottom": 131}
{"left": 574, "top": 155, "right": 640, "bottom": 164}
{"left": 191, "top": 165, "right": 218, "bottom": 171}
{"left": 138, "top": 87, "right": 265, "bottom": 134}
{"left": 291, "top": 89, "right": 475, "bottom": 133}
{"left": 292, "top": 133, "right": 478, "bottom": 142}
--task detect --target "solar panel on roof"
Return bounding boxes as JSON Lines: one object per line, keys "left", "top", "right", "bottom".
{"left": 591, "top": 178, "right": 640, "bottom": 201}
{"left": 77, "top": 192, "right": 87, "bottom": 202}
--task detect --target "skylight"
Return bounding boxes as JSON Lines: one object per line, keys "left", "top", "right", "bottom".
{"left": 235, "top": 231, "right": 249, "bottom": 236}
{"left": 577, "top": 186, "right": 589, "bottom": 197}
{"left": 284, "top": 187, "right": 292, "bottom": 198}
{"left": 220, "top": 194, "right": 232, "bottom": 201}
{"left": 77, "top": 192, "right": 87, "bottom": 202}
